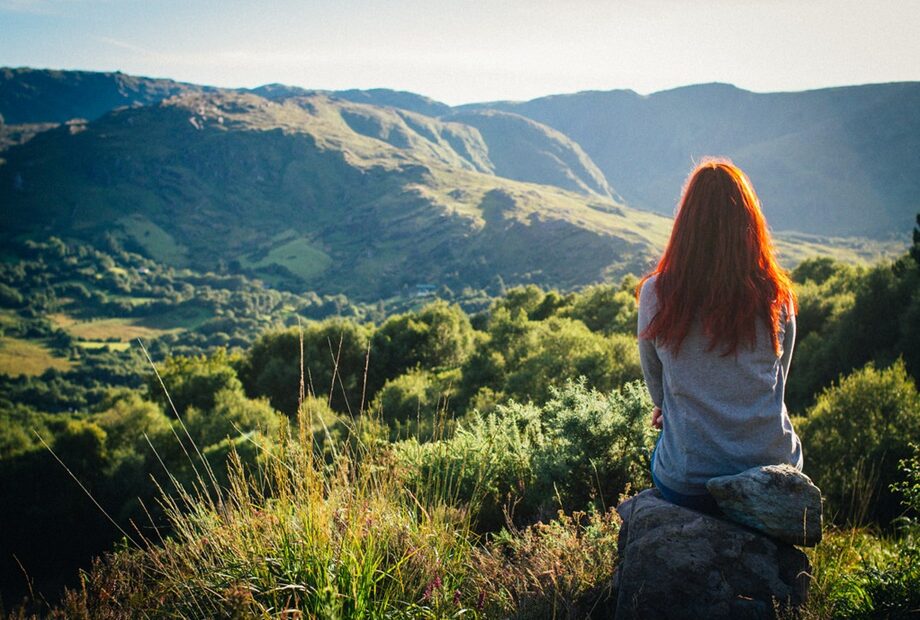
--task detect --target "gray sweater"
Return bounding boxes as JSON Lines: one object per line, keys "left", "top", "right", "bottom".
{"left": 638, "top": 275, "right": 803, "bottom": 495}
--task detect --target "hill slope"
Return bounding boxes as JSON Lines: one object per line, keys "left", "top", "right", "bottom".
{"left": 466, "top": 82, "right": 920, "bottom": 237}
{"left": 0, "top": 90, "right": 669, "bottom": 299}
{"left": 0, "top": 67, "right": 205, "bottom": 124}
{"left": 446, "top": 109, "right": 614, "bottom": 198}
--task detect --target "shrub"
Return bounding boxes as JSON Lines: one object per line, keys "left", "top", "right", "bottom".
{"left": 369, "top": 300, "right": 475, "bottom": 393}
{"left": 561, "top": 279, "right": 639, "bottom": 335}
{"left": 184, "top": 388, "right": 282, "bottom": 447}
{"left": 238, "top": 319, "right": 371, "bottom": 416}
{"left": 398, "top": 379, "right": 655, "bottom": 530}
{"left": 503, "top": 319, "right": 642, "bottom": 404}
{"left": 528, "top": 379, "right": 653, "bottom": 516}
{"left": 147, "top": 349, "right": 242, "bottom": 416}
{"left": 798, "top": 360, "right": 920, "bottom": 525}
{"left": 369, "top": 368, "right": 458, "bottom": 441}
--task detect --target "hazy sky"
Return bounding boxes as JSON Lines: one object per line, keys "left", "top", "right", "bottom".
{"left": 1, "top": 0, "right": 918, "bottom": 104}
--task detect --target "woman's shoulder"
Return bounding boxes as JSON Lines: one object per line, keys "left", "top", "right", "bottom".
{"left": 639, "top": 274, "right": 659, "bottom": 303}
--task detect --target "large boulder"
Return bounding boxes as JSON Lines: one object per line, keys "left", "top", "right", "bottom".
{"left": 707, "top": 464, "right": 823, "bottom": 547}
{"left": 613, "top": 489, "right": 810, "bottom": 620}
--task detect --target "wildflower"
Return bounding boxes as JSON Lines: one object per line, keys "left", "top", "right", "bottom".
{"left": 453, "top": 589, "right": 461, "bottom": 606}
{"left": 422, "top": 574, "right": 442, "bottom": 601}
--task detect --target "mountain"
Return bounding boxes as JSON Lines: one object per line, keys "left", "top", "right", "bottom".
{"left": 0, "top": 69, "right": 905, "bottom": 300}
{"left": 0, "top": 90, "right": 671, "bottom": 299}
{"left": 463, "top": 82, "right": 920, "bottom": 237}
{"left": 0, "top": 67, "right": 205, "bottom": 124}
{"left": 4, "top": 69, "right": 917, "bottom": 239}
{"left": 445, "top": 110, "right": 614, "bottom": 198}
{"left": 250, "top": 85, "right": 452, "bottom": 118}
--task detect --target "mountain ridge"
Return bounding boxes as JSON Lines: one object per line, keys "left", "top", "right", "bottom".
{"left": 0, "top": 89, "right": 672, "bottom": 300}
{"left": 0, "top": 68, "right": 908, "bottom": 301}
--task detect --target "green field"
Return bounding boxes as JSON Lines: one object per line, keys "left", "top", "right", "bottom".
{"left": 118, "top": 214, "right": 190, "bottom": 267}
{"left": 49, "top": 313, "right": 183, "bottom": 342}
{"left": 0, "top": 336, "right": 72, "bottom": 376}
{"left": 242, "top": 237, "right": 333, "bottom": 282}
{"left": 74, "top": 341, "right": 131, "bottom": 352}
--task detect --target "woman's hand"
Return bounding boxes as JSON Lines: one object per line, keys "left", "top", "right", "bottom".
{"left": 651, "top": 406, "right": 663, "bottom": 430}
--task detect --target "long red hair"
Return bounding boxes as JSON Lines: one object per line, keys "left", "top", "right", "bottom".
{"left": 638, "top": 159, "right": 796, "bottom": 355}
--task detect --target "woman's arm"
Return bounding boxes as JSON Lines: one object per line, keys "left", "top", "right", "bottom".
{"left": 780, "top": 304, "right": 796, "bottom": 379}
{"left": 638, "top": 279, "right": 664, "bottom": 407}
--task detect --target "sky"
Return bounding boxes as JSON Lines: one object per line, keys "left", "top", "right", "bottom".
{"left": 1, "top": 0, "right": 918, "bottom": 105}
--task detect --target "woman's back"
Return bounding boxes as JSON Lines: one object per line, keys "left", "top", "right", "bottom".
{"left": 635, "top": 159, "right": 802, "bottom": 500}
{"left": 638, "top": 275, "right": 802, "bottom": 496}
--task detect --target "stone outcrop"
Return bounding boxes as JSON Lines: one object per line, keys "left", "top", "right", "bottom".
{"left": 613, "top": 489, "right": 810, "bottom": 620}
{"left": 707, "top": 464, "right": 823, "bottom": 547}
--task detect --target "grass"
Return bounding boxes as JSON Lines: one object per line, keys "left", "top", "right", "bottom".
{"left": 794, "top": 524, "right": 920, "bottom": 619}
{"left": 241, "top": 236, "right": 333, "bottom": 283}
{"left": 117, "top": 214, "right": 190, "bottom": 267}
{"left": 38, "top": 348, "right": 627, "bottom": 619}
{"left": 0, "top": 336, "right": 72, "bottom": 376}
{"left": 53, "top": 398, "right": 485, "bottom": 618}
{"left": 49, "top": 313, "right": 182, "bottom": 342}
{"left": 74, "top": 341, "right": 131, "bottom": 352}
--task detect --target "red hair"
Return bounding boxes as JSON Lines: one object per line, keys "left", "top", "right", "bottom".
{"left": 638, "top": 159, "right": 796, "bottom": 355}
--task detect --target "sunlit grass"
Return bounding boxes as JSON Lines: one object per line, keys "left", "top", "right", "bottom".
{"left": 49, "top": 313, "right": 182, "bottom": 342}
{"left": 0, "top": 336, "right": 71, "bottom": 376}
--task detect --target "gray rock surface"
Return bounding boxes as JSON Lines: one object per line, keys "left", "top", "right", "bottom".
{"left": 706, "top": 464, "right": 823, "bottom": 547}
{"left": 613, "top": 489, "right": 810, "bottom": 620}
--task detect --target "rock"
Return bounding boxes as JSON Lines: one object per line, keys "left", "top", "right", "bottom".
{"left": 613, "top": 489, "right": 810, "bottom": 620}
{"left": 706, "top": 465, "right": 823, "bottom": 547}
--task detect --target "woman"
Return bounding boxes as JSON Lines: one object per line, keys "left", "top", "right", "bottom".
{"left": 637, "top": 159, "right": 802, "bottom": 514}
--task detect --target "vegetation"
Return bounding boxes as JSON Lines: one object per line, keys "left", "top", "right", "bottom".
{"left": 1, "top": 74, "right": 902, "bottom": 303}
{"left": 1, "top": 67, "right": 918, "bottom": 617}
{"left": 0, "top": 223, "right": 918, "bottom": 616}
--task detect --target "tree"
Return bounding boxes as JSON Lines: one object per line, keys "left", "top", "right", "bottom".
{"left": 239, "top": 319, "right": 371, "bottom": 416}
{"left": 911, "top": 213, "right": 920, "bottom": 266}
{"left": 369, "top": 301, "right": 474, "bottom": 393}
{"left": 147, "top": 349, "right": 242, "bottom": 417}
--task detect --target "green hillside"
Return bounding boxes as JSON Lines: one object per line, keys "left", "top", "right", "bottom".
{"left": 0, "top": 90, "right": 668, "bottom": 299}
{"left": 0, "top": 69, "right": 907, "bottom": 301}
{"left": 468, "top": 82, "right": 920, "bottom": 237}
{"left": 4, "top": 68, "right": 919, "bottom": 239}
{"left": 447, "top": 109, "right": 614, "bottom": 197}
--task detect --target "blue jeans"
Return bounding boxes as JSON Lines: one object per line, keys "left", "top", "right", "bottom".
{"left": 651, "top": 437, "right": 722, "bottom": 516}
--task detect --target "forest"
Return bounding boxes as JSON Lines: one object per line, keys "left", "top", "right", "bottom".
{"left": 1, "top": 221, "right": 919, "bottom": 617}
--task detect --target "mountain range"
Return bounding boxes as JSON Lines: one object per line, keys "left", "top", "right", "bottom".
{"left": 0, "top": 68, "right": 912, "bottom": 299}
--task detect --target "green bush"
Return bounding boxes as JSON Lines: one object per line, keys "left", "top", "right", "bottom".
{"left": 561, "top": 278, "right": 639, "bottom": 335}
{"left": 798, "top": 360, "right": 920, "bottom": 525}
{"left": 398, "top": 379, "right": 654, "bottom": 530}
{"left": 370, "top": 368, "right": 458, "bottom": 441}
{"left": 238, "top": 319, "right": 371, "bottom": 416}
{"left": 369, "top": 300, "right": 475, "bottom": 391}
{"left": 185, "top": 388, "right": 282, "bottom": 447}
{"left": 147, "top": 349, "right": 242, "bottom": 416}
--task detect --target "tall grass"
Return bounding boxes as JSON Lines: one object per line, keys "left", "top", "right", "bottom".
{"left": 52, "top": 396, "right": 484, "bottom": 618}
{"left": 38, "top": 337, "right": 624, "bottom": 619}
